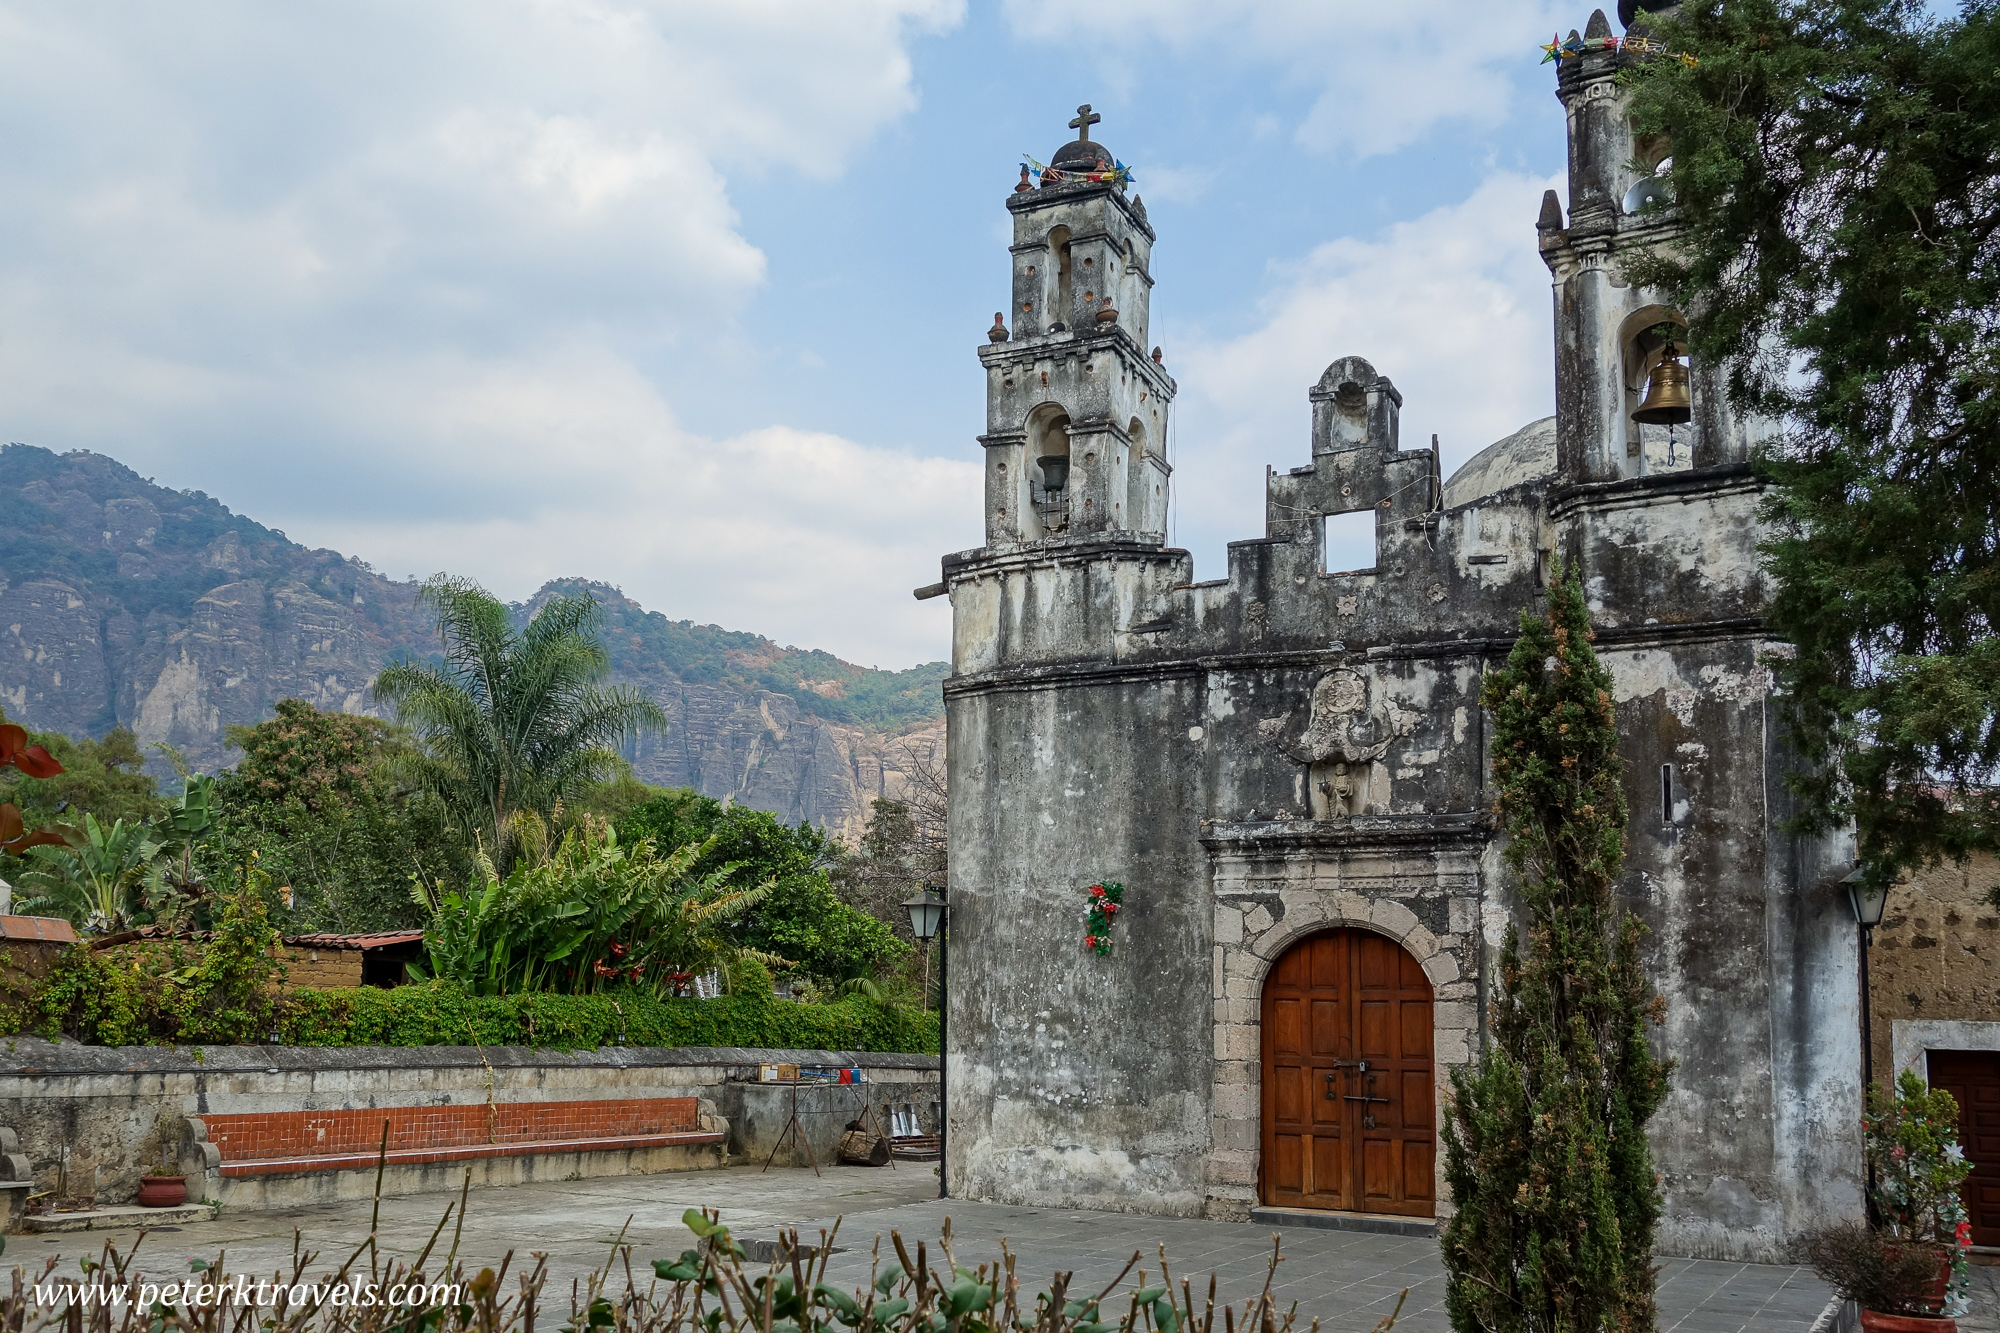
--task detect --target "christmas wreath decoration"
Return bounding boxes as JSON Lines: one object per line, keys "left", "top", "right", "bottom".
{"left": 1083, "top": 881, "right": 1125, "bottom": 956}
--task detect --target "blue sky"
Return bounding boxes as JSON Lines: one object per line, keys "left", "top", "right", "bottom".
{"left": 0, "top": 0, "right": 1588, "bottom": 670}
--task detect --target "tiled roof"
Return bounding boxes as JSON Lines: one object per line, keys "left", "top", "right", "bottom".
{"left": 284, "top": 931, "right": 425, "bottom": 950}
{"left": 126, "top": 926, "right": 425, "bottom": 951}
{"left": 0, "top": 915, "right": 77, "bottom": 943}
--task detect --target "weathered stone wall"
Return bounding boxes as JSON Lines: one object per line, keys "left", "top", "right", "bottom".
{"left": 942, "top": 79, "right": 1863, "bottom": 1262}
{"left": 0, "top": 1039, "right": 935, "bottom": 1221}
{"left": 946, "top": 667, "right": 1213, "bottom": 1215}
{"left": 1874, "top": 853, "right": 2000, "bottom": 1082}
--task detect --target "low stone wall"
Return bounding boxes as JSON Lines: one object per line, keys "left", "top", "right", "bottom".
{"left": 0, "top": 1037, "right": 937, "bottom": 1226}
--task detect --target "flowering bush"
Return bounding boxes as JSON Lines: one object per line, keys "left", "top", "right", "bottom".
{"left": 1866, "top": 1068, "right": 1975, "bottom": 1315}
{"left": 1082, "top": 881, "right": 1124, "bottom": 956}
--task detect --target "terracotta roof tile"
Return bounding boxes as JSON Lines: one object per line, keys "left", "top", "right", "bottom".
{"left": 0, "top": 915, "right": 78, "bottom": 943}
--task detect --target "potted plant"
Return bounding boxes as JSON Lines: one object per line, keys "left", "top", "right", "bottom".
{"left": 136, "top": 1164, "right": 187, "bottom": 1208}
{"left": 1868, "top": 1070, "right": 1976, "bottom": 1324}
{"left": 1798, "top": 1221, "right": 1959, "bottom": 1331}
{"left": 1802, "top": 1071, "right": 1977, "bottom": 1329}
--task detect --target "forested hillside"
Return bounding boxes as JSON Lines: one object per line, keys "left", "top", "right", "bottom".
{"left": 0, "top": 445, "right": 943, "bottom": 837}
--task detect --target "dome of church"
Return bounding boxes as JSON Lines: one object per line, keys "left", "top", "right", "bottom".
{"left": 1618, "top": 0, "right": 1677, "bottom": 30}
{"left": 1441, "top": 416, "right": 1556, "bottom": 509}
{"left": 1051, "top": 137, "right": 1113, "bottom": 173}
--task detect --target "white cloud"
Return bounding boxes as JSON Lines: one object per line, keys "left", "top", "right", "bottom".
{"left": 302, "top": 346, "right": 979, "bottom": 666}
{"left": 1003, "top": 0, "right": 1570, "bottom": 158}
{"left": 1163, "top": 171, "right": 1562, "bottom": 570}
{"left": 0, "top": 0, "right": 967, "bottom": 665}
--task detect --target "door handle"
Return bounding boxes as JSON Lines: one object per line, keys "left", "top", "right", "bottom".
{"left": 1343, "top": 1094, "right": 1391, "bottom": 1104}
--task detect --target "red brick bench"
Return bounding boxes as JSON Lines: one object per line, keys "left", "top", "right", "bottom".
{"left": 187, "top": 1099, "right": 724, "bottom": 1177}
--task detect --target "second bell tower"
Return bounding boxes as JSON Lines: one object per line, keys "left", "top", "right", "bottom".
{"left": 977, "top": 107, "right": 1177, "bottom": 546}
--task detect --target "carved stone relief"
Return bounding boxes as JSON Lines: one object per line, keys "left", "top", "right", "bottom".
{"left": 1281, "top": 667, "right": 1411, "bottom": 818}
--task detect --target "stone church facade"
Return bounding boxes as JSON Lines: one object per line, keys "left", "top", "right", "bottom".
{"left": 936, "top": 15, "right": 1863, "bottom": 1262}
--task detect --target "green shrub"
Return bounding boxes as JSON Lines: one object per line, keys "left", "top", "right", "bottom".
{"left": 13, "top": 955, "right": 936, "bottom": 1054}
{"left": 281, "top": 984, "right": 935, "bottom": 1052}
{"left": 14, "top": 861, "right": 286, "bottom": 1045}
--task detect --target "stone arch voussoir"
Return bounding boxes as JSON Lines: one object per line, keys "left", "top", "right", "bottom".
{"left": 1246, "top": 911, "right": 1445, "bottom": 989}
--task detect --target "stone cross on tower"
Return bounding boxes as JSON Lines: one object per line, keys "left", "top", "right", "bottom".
{"left": 1069, "top": 105, "right": 1101, "bottom": 139}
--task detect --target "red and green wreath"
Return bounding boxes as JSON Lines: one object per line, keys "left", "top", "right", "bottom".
{"left": 1083, "top": 881, "right": 1125, "bottom": 956}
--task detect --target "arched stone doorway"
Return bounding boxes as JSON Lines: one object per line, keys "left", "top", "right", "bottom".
{"left": 1259, "top": 928, "right": 1436, "bottom": 1217}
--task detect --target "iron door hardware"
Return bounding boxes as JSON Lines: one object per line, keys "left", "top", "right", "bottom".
{"left": 1346, "top": 1071, "right": 1391, "bottom": 1129}
{"left": 1323, "top": 1060, "right": 1369, "bottom": 1098}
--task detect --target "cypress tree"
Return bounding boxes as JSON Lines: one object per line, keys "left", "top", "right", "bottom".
{"left": 1440, "top": 563, "right": 1672, "bottom": 1333}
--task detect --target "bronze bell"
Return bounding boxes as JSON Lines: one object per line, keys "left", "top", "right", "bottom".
{"left": 1633, "top": 343, "right": 1693, "bottom": 425}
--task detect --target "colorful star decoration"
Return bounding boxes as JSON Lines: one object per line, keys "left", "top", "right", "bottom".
{"left": 1540, "top": 33, "right": 1697, "bottom": 65}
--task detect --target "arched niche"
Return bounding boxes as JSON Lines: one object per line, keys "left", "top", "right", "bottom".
{"left": 1622, "top": 133, "right": 1674, "bottom": 215}
{"left": 1025, "top": 402, "right": 1072, "bottom": 537}
{"left": 1617, "top": 304, "right": 1695, "bottom": 475}
{"left": 1046, "top": 225, "right": 1074, "bottom": 333}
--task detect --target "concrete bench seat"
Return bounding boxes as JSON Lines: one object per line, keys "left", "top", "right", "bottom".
{"left": 184, "top": 1098, "right": 727, "bottom": 1207}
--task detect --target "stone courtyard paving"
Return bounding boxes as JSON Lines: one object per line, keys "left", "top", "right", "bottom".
{"left": 16, "top": 1166, "right": 1843, "bottom": 1331}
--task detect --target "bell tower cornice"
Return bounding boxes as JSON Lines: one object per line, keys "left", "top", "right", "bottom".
{"left": 976, "top": 325, "right": 1176, "bottom": 398}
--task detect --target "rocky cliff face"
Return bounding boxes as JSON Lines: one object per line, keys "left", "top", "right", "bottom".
{"left": 0, "top": 446, "right": 943, "bottom": 841}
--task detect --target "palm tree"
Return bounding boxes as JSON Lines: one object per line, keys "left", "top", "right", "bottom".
{"left": 374, "top": 576, "right": 666, "bottom": 873}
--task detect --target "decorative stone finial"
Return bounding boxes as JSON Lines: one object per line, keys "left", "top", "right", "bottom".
{"left": 1151, "top": 346, "right": 1163, "bottom": 365}
{"left": 989, "top": 313, "right": 1009, "bottom": 343}
{"left": 1584, "top": 9, "right": 1613, "bottom": 38}
{"left": 1538, "top": 189, "right": 1565, "bottom": 231}
{"left": 1095, "top": 299, "right": 1118, "bottom": 325}
{"left": 1015, "top": 165, "right": 1032, "bottom": 194}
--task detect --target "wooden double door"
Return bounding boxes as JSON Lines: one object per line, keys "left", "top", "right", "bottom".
{"left": 1928, "top": 1049, "right": 2000, "bottom": 1247}
{"left": 1260, "top": 929, "right": 1435, "bottom": 1216}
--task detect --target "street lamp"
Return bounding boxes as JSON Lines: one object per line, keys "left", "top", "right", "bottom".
{"left": 1845, "top": 863, "right": 1890, "bottom": 1224}
{"left": 1845, "top": 865, "right": 1889, "bottom": 1093}
{"left": 903, "top": 886, "right": 947, "bottom": 1199}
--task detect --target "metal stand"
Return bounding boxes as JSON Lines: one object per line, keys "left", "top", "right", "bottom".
{"left": 861, "top": 1101, "right": 895, "bottom": 1170}
{"left": 1861, "top": 923, "right": 1879, "bottom": 1225}
{"left": 938, "top": 922, "right": 948, "bottom": 1199}
{"left": 760, "top": 1081, "right": 820, "bottom": 1177}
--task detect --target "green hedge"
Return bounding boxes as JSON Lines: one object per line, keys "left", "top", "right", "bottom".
{"left": 11, "top": 941, "right": 937, "bottom": 1053}
{"left": 278, "top": 984, "right": 938, "bottom": 1053}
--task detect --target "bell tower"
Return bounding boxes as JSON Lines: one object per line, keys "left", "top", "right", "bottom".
{"left": 978, "top": 106, "right": 1176, "bottom": 545}
{"left": 1538, "top": 7, "right": 1764, "bottom": 482}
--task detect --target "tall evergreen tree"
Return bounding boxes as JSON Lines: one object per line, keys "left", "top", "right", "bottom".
{"left": 1623, "top": 0, "right": 2000, "bottom": 893}
{"left": 1441, "top": 565, "right": 1672, "bottom": 1333}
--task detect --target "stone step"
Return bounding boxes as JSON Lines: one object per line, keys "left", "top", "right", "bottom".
{"left": 24, "top": 1203, "right": 217, "bottom": 1233}
{"left": 1246, "top": 1206, "right": 1436, "bottom": 1239}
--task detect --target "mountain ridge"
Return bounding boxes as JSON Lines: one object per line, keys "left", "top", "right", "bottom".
{"left": 0, "top": 443, "right": 944, "bottom": 838}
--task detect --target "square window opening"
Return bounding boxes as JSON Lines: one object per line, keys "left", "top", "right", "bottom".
{"left": 1323, "top": 509, "right": 1377, "bottom": 575}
